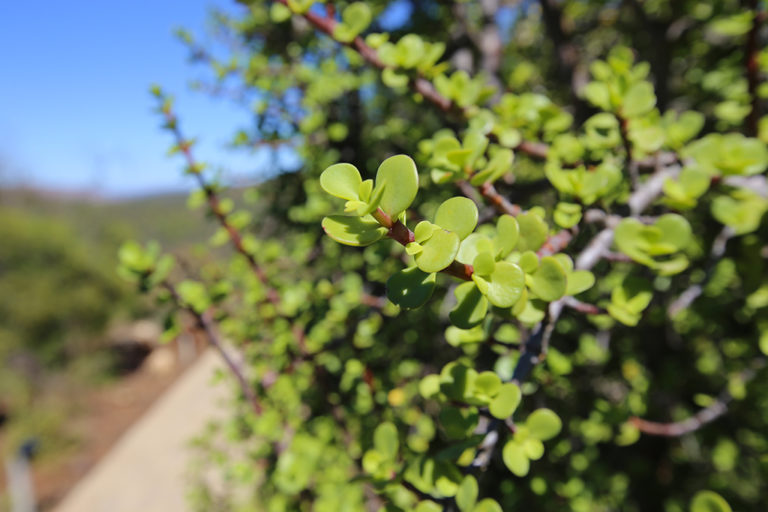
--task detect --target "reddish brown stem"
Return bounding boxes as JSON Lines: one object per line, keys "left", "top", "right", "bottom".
{"left": 631, "top": 359, "right": 765, "bottom": 437}
{"left": 373, "top": 209, "right": 472, "bottom": 281}
{"left": 479, "top": 182, "right": 523, "bottom": 216}
{"left": 537, "top": 229, "right": 576, "bottom": 257}
{"left": 163, "top": 109, "right": 280, "bottom": 305}
{"left": 164, "top": 282, "right": 262, "bottom": 415}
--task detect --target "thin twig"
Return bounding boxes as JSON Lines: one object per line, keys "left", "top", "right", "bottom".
{"left": 630, "top": 359, "right": 765, "bottom": 437}
{"left": 163, "top": 281, "right": 261, "bottom": 414}
{"left": 159, "top": 101, "right": 281, "bottom": 304}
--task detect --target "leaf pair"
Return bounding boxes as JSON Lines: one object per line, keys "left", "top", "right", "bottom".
{"left": 614, "top": 214, "right": 692, "bottom": 275}
{"left": 320, "top": 155, "right": 419, "bottom": 246}
{"left": 502, "top": 409, "right": 562, "bottom": 477}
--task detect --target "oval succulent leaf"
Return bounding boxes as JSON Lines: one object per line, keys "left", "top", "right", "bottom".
{"left": 515, "top": 212, "right": 549, "bottom": 252}
{"left": 455, "top": 475, "right": 478, "bottom": 512}
{"left": 322, "top": 215, "right": 387, "bottom": 246}
{"left": 502, "top": 441, "right": 530, "bottom": 477}
{"left": 495, "top": 214, "right": 519, "bottom": 257}
{"left": 483, "top": 261, "right": 525, "bottom": 308}
{"left": 526, "top": 408, "right": 562, "bottom": 441}
{"left": 457, "top": 233, "right": 495, "bottom": 264}
{"left": 434, "top": 196, "right": 478, "bottom": 240}
{"left": 375, "top": 154, "right": 419, "bottom": 217}
{"left": 489, "top": 382, "right": 522, "bottom": 419}
{"left": 565, "top": 270, "right": 595, "bottom": 296}
{"left": 654, "top": 214, "right": 692, "bottom": 251}
{"left": 373, "top": 421, "right": 399, "bottom": 460}
{"left": 320, "top": 163, "right": 362, "bottom": 200}
{"left": 449, "top": 282, "right": 488, "bottom": 329}
{"left": 690, "top": 491, "right": 732, "bottom": 512}
{"left": 529, "top": 256, "right": 568, "bottom": 301}
{"left": 387, "top": 266, "right": 437, "bottom": 309}
{"left": 415, "top": 229, "right": 461, "bottom": 273}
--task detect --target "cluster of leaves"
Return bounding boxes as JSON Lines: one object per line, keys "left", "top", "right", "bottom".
{"left": 123, "top": 1, "right": 768, "bottom": 511}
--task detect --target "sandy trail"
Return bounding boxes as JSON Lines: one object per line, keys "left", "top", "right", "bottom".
{"left": 54, "top": 349, "right": 226, "bottom": 512}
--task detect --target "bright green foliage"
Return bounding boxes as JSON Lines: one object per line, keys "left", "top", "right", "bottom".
{"left": 321, "top": 215, "right": 388, "bottom": 246}
{"left": 690, "top": 491, "right": 732, "bottom": 512}
{"left": 606, "top": 276, "right": 654, "bottom": 326}
{"left": 125, "top": 2, "right": 768, "bottom": 511}
{"left": 712, "top": 190, "right": 768, "bottom": 234}
{"left": 386, "top": 266, "right": 436, "bottom": 309}
{"left": 333, "top": 2, "right": 372, "bottom": 43}
{"left": 502, "top": 409, "right": 562, "bottom": 477}
{"left": 488, "top": 383, "right": 522, "bottom": 419}
{"left": 614, "top": 215, "right": 692, "bottom": 274}
{"left": 683, "top": 133, "right": 768, "bottom": 176}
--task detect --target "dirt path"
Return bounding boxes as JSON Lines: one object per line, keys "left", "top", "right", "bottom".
{"left": 53, "top": 349, "right": 226, "bottom": 512}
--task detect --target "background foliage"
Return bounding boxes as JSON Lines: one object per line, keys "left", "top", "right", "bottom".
{"left": 120, "top": 1, "right": 768, "bottom": 511}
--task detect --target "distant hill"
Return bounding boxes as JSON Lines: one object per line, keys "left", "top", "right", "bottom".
{"left": 0, "top": 186, "right": 214, "bottom": 251}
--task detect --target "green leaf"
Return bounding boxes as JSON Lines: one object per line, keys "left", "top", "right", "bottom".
{"left": 553, "top": 202, "right": 582, "bottom": 229}
{"left": 414, "top": 220, "right": 441, "bottom": 243}
{"left": 375, "top": 155, "right": 419, "bottom": 217}
{"left": 712, "top": 191, "right": 768, "bottom": 235}
{"left": 322, "top": 215, "right": 387, "bottom": 246}
{"left": 472, "top": 499, "right": 503, "bottom": 512}
{"left": 473, "top": 371, "right": 502, "bottom": 400}
{"left": 270, "top": 2, "right": 292, "bottom": 22}
{"left": 415, "top": 501, "right": 443, "bottom": 512}
{"left": 387, "top": 266, "right": 437, "bottom": 309}
{"left": 474, "top": 262, "right": 525, "bottom": 308}
{"left": 622, "top": 81, "right": 656, "bottom": 118}
{"left": 177, "top": 280, "right": 210, "bottom": 314}
{"left": 333, "top": 2, "right": 372, "bottom": 43}
{"left": 415, "top": 229, "right": 461, "bottom": 273}
{"left": 502, "top": 441, "right": 530, "bottom": 476}
{"left": 419, "top": 375, "right": 441, "bottom": 399}
{"left": 683, "top": 133, "right": 768, "bottom": 176}
{"left": 457, "top": 233, "right": 495, "bottom": 265}
{"left": 614, "top": 215, "right": 691, "bottom": 271}
{"left": 709, "top": 12, "right": 753, "bottom": 37}
{"left": 522, "top": 438, "right": 545, "bottom": 460}
{"left": 654, "top": 214, "right": 692, "bottom": 250}
{"left": 455, "top": 475, "right": 478, "bottom": 512}
{"left": 515, "top": 212, "right": 549, "bottom": 252}
{"left": 565, "top": 270, "right": 595, "bottom": 296}
{"left": 518, "top": 251, "right": 539, "bottom": 273}
{"left": 526, "top": 409, "right": 562, "bottom": 441}
{"left": 449, "top": 282, "right": 488, "bottom": 329}
{"left": 374, "top": 422, "right": 399, "bottom": 460}
{"left": 690, "top": 491, "right": 732, "bottom": 512}
{"left": 614, "top": 219, "right": 656, "bottom": 266}
{"left": 583, "top": 82, "right": 611, "bottom": 111}
{"left": 489, "top": 383, "right": 522, "bottom": 419}
{"left": 528, "top": 256, "right": 567, "bottom": 301}
{"left": 470, "top": 148, "right": 513, "bottom": 185}
{"left": 118, "top": 240, "right": 152, "bottom": 272}
{"left": 608, "top": 276, "right": 653, "bottom": 326}
{"left": 434, "top": 197, "right": 478, "bottom": 240}
{"left": 472, "top": 252, "right": 496, "bottom": 276}
{"left": 495, "top": 215, "right": 519, "bottom": 257}
{"left": 382, "top": 68, "right": 409, "bottom": 88}
{"left": 320, "top": 163, "right": 362, "bottom": 201}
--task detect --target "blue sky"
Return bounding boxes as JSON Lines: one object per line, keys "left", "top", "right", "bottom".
{"left": 0, "top": 0, "right": 269, "bottom": 197}
{"left": 0, "top": 1, "right": 517, "bottom": 198}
